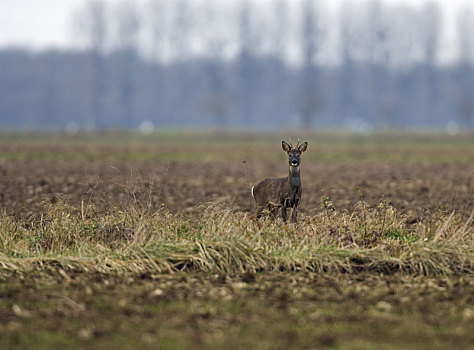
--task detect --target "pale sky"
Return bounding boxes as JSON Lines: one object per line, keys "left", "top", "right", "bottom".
{"left": 0, "top": 0, "right": 472, "bottom": 64}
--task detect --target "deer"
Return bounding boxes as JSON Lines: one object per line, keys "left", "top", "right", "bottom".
{"left": 251, "top": 140, "right": 308, "bottom": 223}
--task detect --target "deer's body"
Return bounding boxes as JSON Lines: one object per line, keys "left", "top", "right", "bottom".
{"left": 251, "top": 140, "right": 307, "bottom": 223}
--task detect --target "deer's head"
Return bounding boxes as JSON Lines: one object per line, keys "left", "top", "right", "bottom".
{"left": 282, "top": 140, "right": 308, "bottom": 173}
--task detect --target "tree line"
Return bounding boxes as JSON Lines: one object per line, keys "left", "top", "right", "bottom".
{"left": 0, "top": 0, "right": 472, "bottom": 130}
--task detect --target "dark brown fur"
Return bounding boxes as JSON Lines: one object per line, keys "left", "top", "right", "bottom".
{"left": 252, "top": 140, "right": 308, "bottom": 223}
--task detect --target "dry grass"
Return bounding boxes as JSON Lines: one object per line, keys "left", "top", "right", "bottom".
{"left": 1, "top": 132, "right": 472, "bottom": 349}
{"left": 1, "top": 194, "right": 472, "bottom": 277}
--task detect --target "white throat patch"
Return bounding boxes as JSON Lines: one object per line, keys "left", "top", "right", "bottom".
{"left": 290, "top": 166, "right": 299, "bottom": 174}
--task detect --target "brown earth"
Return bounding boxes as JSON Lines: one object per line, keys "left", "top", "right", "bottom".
{"left": 1, "top": 158, "right": 472, "bottom": 222}
{"left": 0, "top": 138, "right": 473, "bottom": 349}
{"left": 1, "top": 271, "right": 473, "bottom": 349}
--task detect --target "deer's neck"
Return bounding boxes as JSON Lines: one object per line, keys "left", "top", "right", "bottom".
{"left": 288, "top": 167, "right": 301, "bottom": 188}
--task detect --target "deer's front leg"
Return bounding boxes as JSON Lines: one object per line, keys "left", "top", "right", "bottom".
{"left": 290, "top": 199, "right": 299, "bottom": 223}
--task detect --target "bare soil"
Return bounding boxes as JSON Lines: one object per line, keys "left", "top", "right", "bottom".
{"left": 0, "top": 136, "right": 473, "bottom": 349}
{"left": 1, "top": 271, "right": 473, "bottom": 349}
{"left": 1, "top": 158, "right": 472, "bottom": 222}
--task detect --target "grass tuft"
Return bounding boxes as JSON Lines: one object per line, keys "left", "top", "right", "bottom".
{"left": 0, "top": 198, "right": 472, "bottom": 276}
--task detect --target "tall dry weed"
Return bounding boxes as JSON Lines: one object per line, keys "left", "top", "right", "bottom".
{"left": 0, "top": 194, "right": 472, "bottom": 276}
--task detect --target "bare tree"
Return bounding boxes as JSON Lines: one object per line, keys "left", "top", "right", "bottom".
{"left": 114, "top": 0, "right": 141, "bottom": 127}
{"left": 73, "top": 0, "right": 108, "bottom": 51}
{"left": 72, "top": 0, "right": 109, "bottom": 129}
{"left": 236, "top": 0, "right": 259, "bottom": 127}
{"left": 148, "top": 0, "right": 167, "bottom": 62}
{"left": 457, "top": 7, "right": 474, "bottom": 65}
{"left": 199, "top": 1, "right": 231, "bottom": 129}
{"left": 272, "top": 0, "right": 288, "bottom": 57}
{"left": 338, "top": 3, "right": 357, "bottom": 126}
{"left": 420, "top": 1, "right": 441, "bottom": 66}
{"left": 298, "top": 0, "right": 323, "bottom": 129}
{"left": 115, "top": 0, "right": 140, "bottom": 52}
{"left": 456, "top": 7, "right": 474, "bottom": 127}
{"left": 418, "top": 1, "right": 441, "bottom": 125}
{"left": 170, "top": 0, "right": 191, "bottom": 61}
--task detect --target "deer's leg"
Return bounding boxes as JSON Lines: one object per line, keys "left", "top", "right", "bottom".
{"left": 290, "top": 206, "right": 297, "bottom": 223}
{"left": 281, "top": 200, "right": 288, "bottom": 223}
{"left": 290, "top": 200, "right": 299, "bottom": 223}
{"left": 255, "top": 205, "right": 264, "bottom": 219}
{"left": 267, "top": 202, "right": 279, "bottom": 217}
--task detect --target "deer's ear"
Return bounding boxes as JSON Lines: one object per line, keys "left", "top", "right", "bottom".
{"left": 282, "top": 141, "right": 291, "bottom": 153}
{"left": 298, "top": 142, "right": 308, "bottom": 153}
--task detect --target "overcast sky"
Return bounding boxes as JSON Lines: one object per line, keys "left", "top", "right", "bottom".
{"left": 0, "top": 0, "right": 472, "bottom": 64}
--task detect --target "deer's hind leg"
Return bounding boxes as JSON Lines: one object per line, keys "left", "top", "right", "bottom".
{"left": 281, "top": 199, "right": 289, "bottom": 223}
{"left": 254, "top": 204, "right": 265, "bottom": 219}
{"left": 254, "top": 199, "right": 271, "bottom": 219}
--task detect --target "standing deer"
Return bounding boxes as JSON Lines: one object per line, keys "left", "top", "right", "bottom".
{"left": 251, "top": 140, "right": 308, "bottom": 223}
